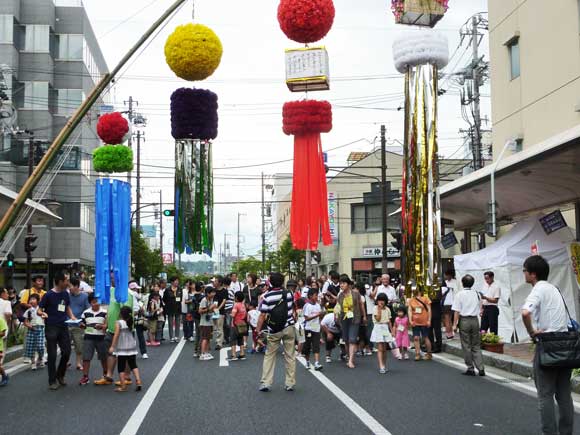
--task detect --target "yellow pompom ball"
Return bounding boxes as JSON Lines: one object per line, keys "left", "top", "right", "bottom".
{"left": 164, "top": 23, "right": 223, "bottom": 81}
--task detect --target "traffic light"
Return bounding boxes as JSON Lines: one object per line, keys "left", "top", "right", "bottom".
{"left": 5, "top": 253, "right": 14, "bottom": 279}
{"left": 163, "top": 209, "right": 175, "bottom": 217}
{"left": 24, "top": 234, "right": 37, "bottom": 254}
{"left": 390, "top": 232, "right": 402, "bottom": 251}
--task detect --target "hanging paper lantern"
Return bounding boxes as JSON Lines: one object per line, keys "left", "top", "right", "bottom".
{"left": 278, "top": 0, "right": 335, "bottom": 43}
{"left": 93, "top": 145, "right": 134, "bottom": 173}
{"left": 165, "top": 23, "right": 223, "bottom": 81}
{"left": 282, "top": 100, "right": 332, "bottom": 250}
{"left": 97, "top": 112, "right": 129, "bottom": 144}
{"left": 170, "top": 88, "right": 218, "bottom": 140}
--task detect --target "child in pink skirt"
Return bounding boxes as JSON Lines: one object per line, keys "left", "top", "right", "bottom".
{"left": 393, "top": 306, "right": 410, "bottom": 360}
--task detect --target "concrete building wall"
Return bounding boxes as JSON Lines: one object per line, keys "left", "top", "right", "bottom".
{"left": 0, "top": 0, "right": 107, "bottom": 287}
{"left": 489, "top": 0, "right": 580, "bottom": 156}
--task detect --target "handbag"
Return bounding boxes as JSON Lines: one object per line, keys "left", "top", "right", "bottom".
{"left": 535, "top": 288, "right": 580, "bottom": 368}
{"left": 535, "top": 331, "right": 580, "bottom": 369}
{"left": 236, "top": 321, "right": 248, "bottom": 336}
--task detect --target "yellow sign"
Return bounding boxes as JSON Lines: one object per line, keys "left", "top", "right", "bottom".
{"left": 570, "top": 242, "right": 580, "bottom": 286}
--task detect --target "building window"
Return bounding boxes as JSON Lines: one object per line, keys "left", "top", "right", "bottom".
{"left": 24, "top": 25, "right": 49, "bottom": 52}
{"left": 56, "top": 89, "right": 83, "bottom": 116}
{"left": 0, "top": 15, "right": 13, "bottom": 43}
{"left": 80, "top": 203, "right": 91, "bottom": 232}
{"left": 56, "top": 34, "right": 83, "bottom": 60}
{"left": 508, "top": 39, "right": 520, "bottom": 80}
{"left": 351, "top": 204, "right": 383, "bottom": 233}
{"left": 22, "top": 81, "right": 49, "bottom": 110}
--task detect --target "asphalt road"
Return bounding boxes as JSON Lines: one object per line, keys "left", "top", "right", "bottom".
{"left": 2, "top": 340, "right": 580, "bottom": 435}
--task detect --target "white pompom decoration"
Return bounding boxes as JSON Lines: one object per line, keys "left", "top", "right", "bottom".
{"left": 393, "top": 30, "right": 449, "bottom": 74}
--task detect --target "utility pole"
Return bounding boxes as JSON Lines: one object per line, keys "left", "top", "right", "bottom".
{"left": 261, "top": 172, "right": 266, "bottom": 277}
{"left": 124, "top": 96, "right": 137, "bottom": 185}
{"left": 159, "top": 190, "right": 163, "bottom": 254}
{"left": 471, "top": 15, "right": 483, "bottom": 170}
{"left": 25, "top": 132, "right": 34, "bottom": 289}
{"left": 380, "top": 125, "right": 388, "bottom": 274}
{"left": 236, "top": 212, "right": 246, "bottom": 263}
{"left": 134, "top": 130, "right": 144, "bottom": 230}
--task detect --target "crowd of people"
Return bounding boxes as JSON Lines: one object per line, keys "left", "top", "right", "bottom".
{"left": 0, "top": 255, "right": 575, "bottom": 434}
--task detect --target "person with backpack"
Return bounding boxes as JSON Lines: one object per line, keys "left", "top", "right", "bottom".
{"left": 322, "top": 271, "right": 340, "bottom": 312}
{"left": 190, "top": 282, "right": 205, "bottom": 357}
{"left": 257, "top": 272, "right": 296, "bottom": 392}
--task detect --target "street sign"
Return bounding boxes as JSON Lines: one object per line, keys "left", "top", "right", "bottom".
{"left": 441, "top": 232, "right": 459, "bottom": 249}
{"left": 362, "top": 247, "right": 400, "bottom": 258}
{"left": 539, "top": 210, "right": 567, "bottom": 235}
{"left": 162, "top": 253, "right": 173, "bottom": 265}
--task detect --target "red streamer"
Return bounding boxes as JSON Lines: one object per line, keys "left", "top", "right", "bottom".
{"left": 290, "top": 133, "right": 331, "bottom": 250}
{"left": 283, "top": 101, "right": 332, "bottom": 250}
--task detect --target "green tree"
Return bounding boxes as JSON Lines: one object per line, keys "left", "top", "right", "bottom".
{"left": 231, "top": 256, "right": 263, "bottom": 278}
{"left": 277, "top": 236, "right": 305, "bottom": 277}
{"left": 131, "top": 229, "right": 164, "bottom": 282}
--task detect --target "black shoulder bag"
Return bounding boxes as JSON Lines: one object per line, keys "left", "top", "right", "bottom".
{"left": 534, "top": 289, "right": 580, "bottom": 369}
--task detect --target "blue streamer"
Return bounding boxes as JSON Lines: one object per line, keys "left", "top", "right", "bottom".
{"left": 94, "top": 179, "right": 131, "bottom": 304}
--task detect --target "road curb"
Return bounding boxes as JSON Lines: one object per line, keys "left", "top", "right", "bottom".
{"left": 441, "top": 340, "right": 534, "bottom": 379}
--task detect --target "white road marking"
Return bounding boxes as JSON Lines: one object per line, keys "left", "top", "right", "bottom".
{"left": 297, "top": 356, "right": 392, "bottom": 435}
{"left": 431, "top": 353, "right": 580, "bottom": 413}
{"left": 119, "top": 339, "right": 186, "bottom": 435}
{"left": 219, "top": 347, "right": 231, "bottom": 367}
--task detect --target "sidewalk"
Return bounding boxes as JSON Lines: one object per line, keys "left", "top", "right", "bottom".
{"left": 442, "top": 337, "right": 534, "bottom": 378}
{"left": 443, "top": 337, "right": 580, "bottom": 393}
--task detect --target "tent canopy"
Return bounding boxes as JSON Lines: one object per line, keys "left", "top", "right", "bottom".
{"left": 454, "top": 215, "right": 575, "bottom": 271}
{"left": 453, "top": 216, "right": 578, "bottom": 343}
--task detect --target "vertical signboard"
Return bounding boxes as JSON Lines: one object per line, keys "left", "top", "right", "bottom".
{"left": 328, "top": 192, "right": 338, "bottom": 244}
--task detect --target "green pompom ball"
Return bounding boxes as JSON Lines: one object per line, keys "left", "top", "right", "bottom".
{"left": 93, "top": 145, "right": 134, "bottom": 173}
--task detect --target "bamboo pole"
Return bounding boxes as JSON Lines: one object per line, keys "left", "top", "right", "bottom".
{"left": 0, "top": 0, "right": 187, "bottom": 243}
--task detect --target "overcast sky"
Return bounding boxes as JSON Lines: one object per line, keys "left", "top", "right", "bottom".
{"left": 83, "top": 0, "right": 489, "bottom": 262}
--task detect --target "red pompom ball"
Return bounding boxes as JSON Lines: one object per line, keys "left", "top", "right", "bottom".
{"left": 97, "top": 112, "right": 129, "bottom": 144}
{"left": 283, "top": 100, "right": 332, "bottom": 135}
{"left": 278, "top": 0, "right": 335, "bottom": 44}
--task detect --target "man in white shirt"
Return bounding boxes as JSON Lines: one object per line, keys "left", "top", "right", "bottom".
{"left": 78, "top": 271, "right": 93, "bottom": 294}
{"left": 521, "top": 255, "right": 573, "bottom": 435}
{"left": 452, "top": 274, "right": 485, "bottom": 376}
{"left": 481, "top": 271, "right": 501, "bottom": 335}
{"left": 229, "top": 273, "right": 242, "bottom": 294}
{"left": 371, "top": 274, "right": 399, "bottom": 303}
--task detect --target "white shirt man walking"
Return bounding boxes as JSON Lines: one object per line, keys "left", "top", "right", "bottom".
{"left": 521, "top": 255, "right": 573, "bottom": 435}
{"left": 452, "top": 274, "right": 485, "bottom": 376}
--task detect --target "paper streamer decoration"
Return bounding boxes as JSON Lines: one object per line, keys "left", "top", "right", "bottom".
{"left": 94, "top": 179, "right": 131, "bottom": 304}
{"left": 170, "top": 88, "right": 216, "bottom": 255}
{"left": 283, "top": 100, "right": 332, "bottom": 250}
{"left": 393, "top": 30, "right": 448, "bottom": 297}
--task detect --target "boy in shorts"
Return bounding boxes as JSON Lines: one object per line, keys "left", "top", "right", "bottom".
{"left": 79, "top": 296, "right": 108, "bottom": 385}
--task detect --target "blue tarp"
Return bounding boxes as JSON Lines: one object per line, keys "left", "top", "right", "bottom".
{"left": 95, "top": 179, "right": 131, "bottom": 304}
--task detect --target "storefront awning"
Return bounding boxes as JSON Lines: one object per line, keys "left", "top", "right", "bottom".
{"left": 439, "top": 125, "right": 580, "bottom": 230}
{"left": 0, "top": 185, "right": 61, "bottom": 225}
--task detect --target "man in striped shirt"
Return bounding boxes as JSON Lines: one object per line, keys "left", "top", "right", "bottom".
{"left": 257, "top": 272, "right": 296, "bottom": 392}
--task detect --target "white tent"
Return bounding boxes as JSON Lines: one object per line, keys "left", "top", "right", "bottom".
{"left": 453, "top": 216, "right": 579, "bottom": 343}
